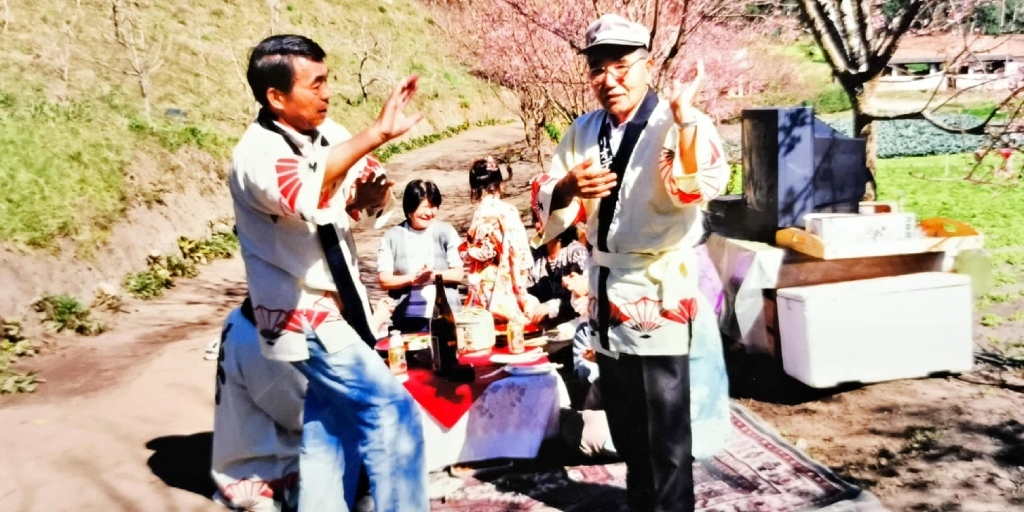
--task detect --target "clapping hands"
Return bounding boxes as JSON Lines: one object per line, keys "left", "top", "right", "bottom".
{"left": 411, "top": 265, "right": 434, "bottom": 286}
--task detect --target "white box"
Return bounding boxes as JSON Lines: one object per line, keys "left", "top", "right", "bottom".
{"left": 776, "top": 272, "right": 974, "bottom": 388}
{"left": 804, "top": 212, "right": 917, "bottom": 244}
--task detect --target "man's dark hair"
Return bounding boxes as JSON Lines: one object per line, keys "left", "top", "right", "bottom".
{"left": 402, "top": 179, "right": 443, "bottom": 218}
{"left": 247, "top": 34, "right": 326, "bottom": 109}
{"left": 557, "top": 224, "right": 579, "bottom": 247}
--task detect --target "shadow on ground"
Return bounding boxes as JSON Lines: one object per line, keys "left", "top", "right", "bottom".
{"left": 725, "top": 347, "right": 861, "bottom": 406}
{"left": 146, "top": 432, "right": 216, "bottom": 500}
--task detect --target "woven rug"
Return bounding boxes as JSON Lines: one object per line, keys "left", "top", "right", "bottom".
{"left": 430, "top": 404, "right": 888, "bottom": 512}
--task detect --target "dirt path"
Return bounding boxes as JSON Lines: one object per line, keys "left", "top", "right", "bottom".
{"left": 0, "top": 124, "right": 535, "bottom": 511}
{"left": 2, "top": 123, "right": 1023, "bottom": 511}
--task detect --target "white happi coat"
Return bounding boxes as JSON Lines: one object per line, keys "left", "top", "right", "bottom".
{"left": 212, "top": 307, "right": 304, "bottom": 511}
{"left": 535, "top": 97, "right": 728, "bottom": 357}
{"left": 230, "top": 117, "right": 376, "bottom": 362}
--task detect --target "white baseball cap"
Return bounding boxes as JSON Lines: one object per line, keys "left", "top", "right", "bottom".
{"left": 583, "top": 14, "right": 650, "bottom": 53}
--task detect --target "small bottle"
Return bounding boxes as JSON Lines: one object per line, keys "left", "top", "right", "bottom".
{"left": 387, "top": 329, "right": 408, "bottom": 383}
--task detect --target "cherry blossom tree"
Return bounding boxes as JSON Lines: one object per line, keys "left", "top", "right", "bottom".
{"left": 427, "top": 0, "right": 772, "bottom": 154}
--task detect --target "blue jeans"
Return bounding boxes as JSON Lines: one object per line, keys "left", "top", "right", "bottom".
{"left": 291, "top": 335, "right": 428, "bottom": 512}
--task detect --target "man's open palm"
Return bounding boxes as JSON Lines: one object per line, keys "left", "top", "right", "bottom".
{"left": 375, "top": 75, "right": 424, "bottom": 142}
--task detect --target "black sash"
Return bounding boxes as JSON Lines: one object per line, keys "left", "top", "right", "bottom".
{"left": 256, "top": 111, "right": 378, "bottom": 347}
{"left": 595, "top": 89, "right": 659, "bottom": 350}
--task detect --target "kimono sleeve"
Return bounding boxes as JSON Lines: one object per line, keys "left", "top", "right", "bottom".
{"left": 249, "top": 363, "right": 307, "bottom": 432}
{"left": 533, "top": 123, "right": 586, "bottom": 248}
{"left": 232, "top": 144, "right": 332, "bottom": 223}
{"left": 464, "top": 209, "right": 500, "bottom": 263}
{"left": 659, "top": 111, "right": 729, "bottom": 207}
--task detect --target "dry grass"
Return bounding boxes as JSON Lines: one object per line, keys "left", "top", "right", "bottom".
{"left": 0, "top": 0, "right": 509, "bottom": 249}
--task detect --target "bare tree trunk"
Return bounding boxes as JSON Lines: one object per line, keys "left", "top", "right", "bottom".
{"left": 851, "top": 77, "right": 879, "bottom": 200}
{"left": 267, "top": 0, "right": 280, "bottom": 34}
{"left": 59, "top": 1, "right": 80, "bottom": 87}
{"left": 140, "top": 74, "right": 151, "bottom": 119}
{"left": 109, "top": 0, "right": 164, "bottom": 119}
{"left": 2, "top": 0, "right": 10, "bottom": 32}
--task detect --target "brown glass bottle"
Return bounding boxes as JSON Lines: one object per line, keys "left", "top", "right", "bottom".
{"left": 429, "top": 274, "right": 459, "bottom": 375}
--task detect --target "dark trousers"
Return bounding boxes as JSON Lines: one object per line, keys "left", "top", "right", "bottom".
{"left": 597, "top": 352, "right": 693, "bottom": 512}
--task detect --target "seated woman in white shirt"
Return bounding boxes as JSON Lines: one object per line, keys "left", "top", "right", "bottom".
{"left": 377, "top": 179, "right": 464, "bottom": 333}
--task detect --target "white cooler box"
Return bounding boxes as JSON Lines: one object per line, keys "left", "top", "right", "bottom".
{"left": 776, "top": 272, "right": 974, "bottom": 388}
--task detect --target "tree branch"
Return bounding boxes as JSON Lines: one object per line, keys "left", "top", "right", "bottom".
{"left": 799, "top": 0, "right": 855, "bottom": 74}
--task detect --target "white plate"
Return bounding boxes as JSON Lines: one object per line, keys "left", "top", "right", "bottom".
{"left": 504, "top": 363, "right": 558, "bottom": 376}
{"left": 489, "top": 349, "right": 543, "bottom": 365}
{"left": 374, "top": 334, "right": 431, "bottom": 352}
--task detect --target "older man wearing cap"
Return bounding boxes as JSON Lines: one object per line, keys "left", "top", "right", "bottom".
{"left": 531, "top": 13, "right": 729, "bottom": 512}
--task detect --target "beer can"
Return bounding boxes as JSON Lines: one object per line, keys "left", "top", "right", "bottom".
{"left": 388, "top": 341, "right": 409, "bottom": 383}
{"left": 507, "top": 320, "right": 525, "bottom": 354}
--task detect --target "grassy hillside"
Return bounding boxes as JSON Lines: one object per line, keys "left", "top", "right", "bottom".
{"left": 0, "top": 0, "right": 507, "bottom": 249}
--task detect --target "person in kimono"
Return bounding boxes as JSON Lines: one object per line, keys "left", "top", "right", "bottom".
{"left": 212, "top": 296, "right": 394, "bottom": 512}
{"left": 462, "top": 157, "right": 537, "bottom": 324}
{"left": 525, "top": 175, "right": 590, "bottom": 330}
{"left": 531, "top": 14, "right": 730, "bottom": 512}
{"left": 211, "top": 296, "right": 304, "bottom": 512}
{"left": 230, "top": 34, "right": 428, "bottom": 512}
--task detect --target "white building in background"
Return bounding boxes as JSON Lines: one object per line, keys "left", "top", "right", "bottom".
{"left": 880, "top": 34, "right": 1024, "bottom": 92}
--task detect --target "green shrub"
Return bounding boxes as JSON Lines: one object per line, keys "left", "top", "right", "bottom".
{"left": 543, "top": 123, "right": 562, "bottom": 142}
{"left": 829, "top": 115, "right": 985, "bottom": 158}
{"left": 726, "top": 163, "right": 743, "bottom": 195}
{"left": 31, "top": 295, "right": 105, "bottom": 335}
{"left": 178, "top": 231, "right": 239, "bottom": 265}
{"left": 125, "top": 231, "right": 239, "bottom": 299}
{"left": 0, "top": 319, "right": 38, "bottom": 394}
{"left": 809, "top": 85, "right": 852, "bottom": 114}
{"left": 124, "top": 268, "right": 174, "bottom": 299}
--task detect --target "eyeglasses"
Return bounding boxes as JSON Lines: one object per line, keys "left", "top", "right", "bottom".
{"left": 588, "top": 58, "right": 645, "bottom": 84}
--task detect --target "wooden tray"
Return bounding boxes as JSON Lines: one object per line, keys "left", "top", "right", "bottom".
{"left": 776, "top": 218, "right": 983, "bottom": 260}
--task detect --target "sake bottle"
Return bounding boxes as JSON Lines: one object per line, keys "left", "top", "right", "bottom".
{"left": 429, "top": 274, "right": 459, "bottom": 375}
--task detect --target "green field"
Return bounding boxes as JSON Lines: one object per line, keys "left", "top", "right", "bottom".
{"left": 877, "top": 154, "right": 1024, "bottom": 250}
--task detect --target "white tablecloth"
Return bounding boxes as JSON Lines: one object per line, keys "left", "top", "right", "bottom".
{"left": 705, "top": 234, "right": 784, "bottom": 354}
{"left": 419, "top": 371, "right": 571, "bottom": 471}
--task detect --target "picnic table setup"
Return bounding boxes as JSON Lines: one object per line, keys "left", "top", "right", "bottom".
{"left": 705, "top": 106, "right": 980, "bottom": 388}
{"left": 374, "top": 317, "right": 572, "bottom": 472}
{"left": 363, "top": 106, "right": 988, "bottom": 511}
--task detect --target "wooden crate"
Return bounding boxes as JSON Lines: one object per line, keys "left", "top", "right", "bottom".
{"left": 776, "top": 227, "right": 983, "bottom": 260}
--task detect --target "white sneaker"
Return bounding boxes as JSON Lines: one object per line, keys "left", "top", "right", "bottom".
{"left": 204, "top": 338, "right": 220, "bottom": 360}
{"left": 354, "top": 495, "right": 374, "bottom": 512}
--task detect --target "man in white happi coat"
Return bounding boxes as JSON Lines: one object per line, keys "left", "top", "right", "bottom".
{"left": 230, "top": 34, "right": 428, "bottom": 511}
{"left": 532, "top": 14, "right": 729, "bottom": 512}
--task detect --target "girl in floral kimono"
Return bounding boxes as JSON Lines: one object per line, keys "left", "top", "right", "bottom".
{"left": 462, "top": 157, "right": 537, "bottom": 323}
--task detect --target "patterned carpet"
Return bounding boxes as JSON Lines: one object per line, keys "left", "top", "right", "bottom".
{"left": 430, "top": 404, "right": 888, "bottom": 512}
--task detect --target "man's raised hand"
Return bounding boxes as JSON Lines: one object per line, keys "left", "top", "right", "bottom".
{"left": 667, "top": 60, "right": 705, "bottom": 127}
{"left": 373, "top": 75, "right": 424, "bottom": 143}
